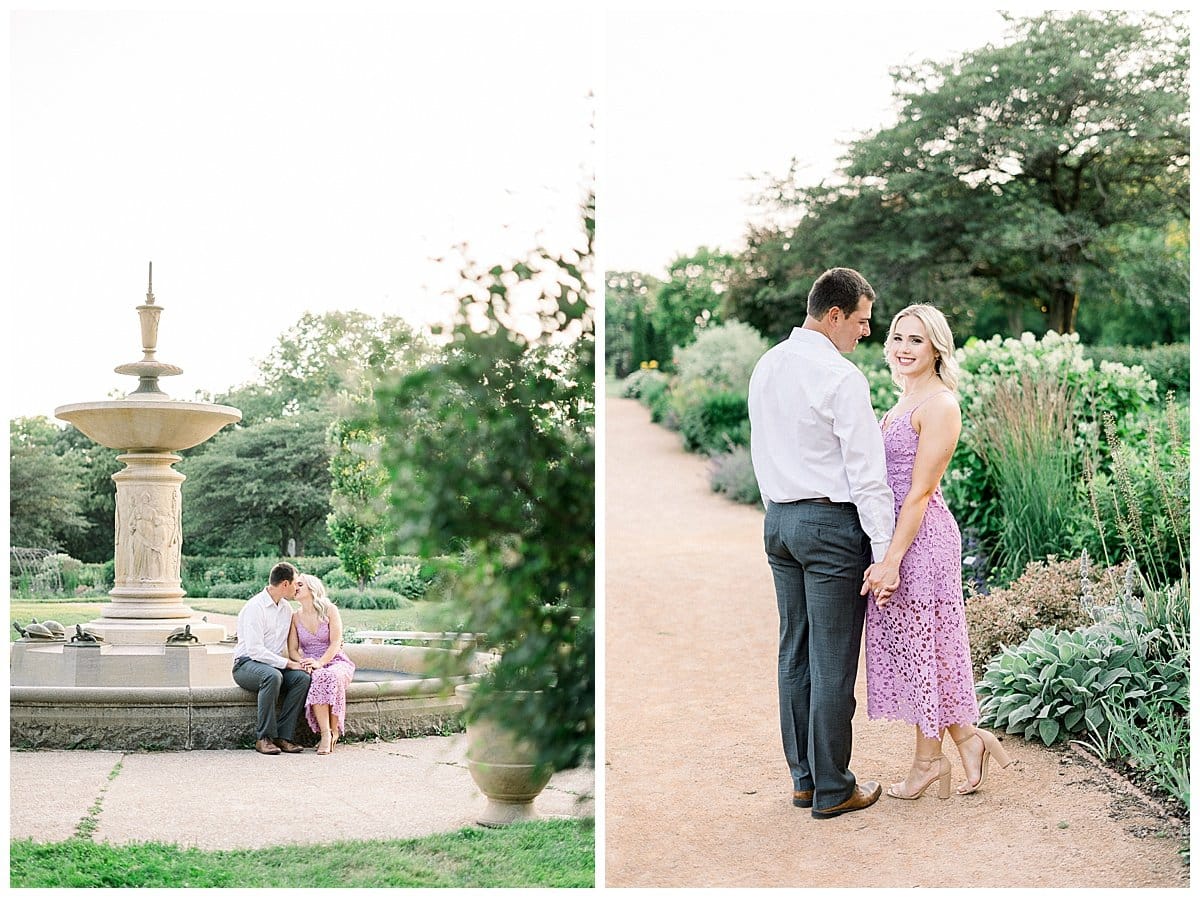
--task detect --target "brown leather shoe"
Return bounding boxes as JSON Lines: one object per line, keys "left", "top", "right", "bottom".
{"left": 811, "top": 781, "right": 882, "bottom": 819}
{"left": 255, "top": 738, "right": 281, "bottom": 755}
{"left": 273, "top": 738, "right": 304, "bottom": 754}
{"left": 792, "top": 789, "right": 814, "bottom": 808}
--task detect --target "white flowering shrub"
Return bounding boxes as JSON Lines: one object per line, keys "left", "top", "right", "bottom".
{"left": 957, "top": 331, "right": 1157, "bottom": 445}
{"left": 946, "top": 331, "right": 1158, "bottom": 576}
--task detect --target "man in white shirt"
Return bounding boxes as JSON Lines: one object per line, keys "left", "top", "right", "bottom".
{"left": 748, "top": 267, "right": 899, "bottom": 819}
{"left": 231, "top": 561, "right": 311, "bottom": 755}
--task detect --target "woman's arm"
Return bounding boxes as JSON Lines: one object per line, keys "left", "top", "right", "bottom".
{"left": 286, "top": 615, "right": 303, "bottom": 663}
{"left": 311, "top": 607, "right": 344, "bottom": 668}
{"left": 873, "top": 394, "right": 961, "bottom": 605}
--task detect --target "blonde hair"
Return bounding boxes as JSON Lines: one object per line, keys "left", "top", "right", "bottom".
{"left": 885, "top": 303, "right": 960, "bottom": 392}
{"left": 299, "top": 573, "right": 333, "bottom": 621}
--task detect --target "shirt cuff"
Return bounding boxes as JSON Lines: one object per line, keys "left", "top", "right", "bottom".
{"left": 871, "top": 541, "right": 890, "bottom": 564}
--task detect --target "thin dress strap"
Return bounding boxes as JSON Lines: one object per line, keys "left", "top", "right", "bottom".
{"left": 882, "top": 388, "right": 953, "bottom": 432}
{"left": 909, "top": 388, "right": 953, "bottom": 413}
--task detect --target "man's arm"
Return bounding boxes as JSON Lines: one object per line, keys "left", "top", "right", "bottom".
{"left": 830, "top": 370, "right": 895, "bottom": 563}
{"left": 242, "top": 600, "right": 291, "bottom": 669}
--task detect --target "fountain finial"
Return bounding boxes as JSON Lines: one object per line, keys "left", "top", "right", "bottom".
{"left": 114, "top": 265, "right": 182, "bottom": 396}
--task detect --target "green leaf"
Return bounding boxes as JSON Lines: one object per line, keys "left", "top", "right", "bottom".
{"left": 1038, "top": 718, "right": 1061, "bottom": 746}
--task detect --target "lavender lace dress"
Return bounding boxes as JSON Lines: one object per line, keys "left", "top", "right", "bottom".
{"left": 294, "top": 616, "right": 356, "bottom": 735}
{"left": 865, "top": 399, "right": 979, "bottom": 738}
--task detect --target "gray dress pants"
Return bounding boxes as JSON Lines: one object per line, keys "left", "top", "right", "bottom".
{"left": 232, "top": 658, "right": 311, "bottom": 741}
{"left": 764, "top": 499, "right": 870, "bottom": 809}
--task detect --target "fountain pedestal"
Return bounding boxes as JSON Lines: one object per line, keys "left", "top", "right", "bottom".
{"left": 81, "top": 451, "right": 226, "bottom": 644}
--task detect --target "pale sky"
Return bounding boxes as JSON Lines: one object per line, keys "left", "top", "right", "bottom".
{"left": 7, "top": 4, "right": 596, "bottom": 420}
{"left": 8, "top": 5, "right": 1178, "bottom": 422}
{"left": 604, "top": 7, "right": 1026, "bottom": 276}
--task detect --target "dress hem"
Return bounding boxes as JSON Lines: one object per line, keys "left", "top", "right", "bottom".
{"left": 866, "top": 709, "right": 980, "bottom": 741}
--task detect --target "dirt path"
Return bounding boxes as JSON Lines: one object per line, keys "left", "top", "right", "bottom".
{"left": 603, "top": 396, "right": 1187, "bottom": 888}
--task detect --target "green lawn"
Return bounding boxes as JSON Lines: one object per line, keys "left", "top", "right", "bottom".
{"left": 11, "top": 819, "right": 595, "bottom": 888}
{"left": 9, "top": 601, "right": 108, "bottom": 640}
{"left": 11, "top": 598, "right": 440, "bottom": 641}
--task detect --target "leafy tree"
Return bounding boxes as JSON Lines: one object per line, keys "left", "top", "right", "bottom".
{"left": 373, "top": 193, "right": 595, "bottom": 771}
{"left": 9, "top": 417, "right": 91, "bottom": 550}
{"left": 54, "top": 425, "right": 122, "bottom": 563}
{"left": 210, "top": 310, "right": 428, "bottom": 425}
{"left": 326, "top": 418, "right": 388, "bottom": 588}
{"left": 179, "top": 410, "right": 336, "bottom": 557}
{"left": 604, "top": 270, "right": 660, "bottom": 377}
{"left": 1076, "top": 221, "right": 1190, "bottom": 345}
{"left": 728, "top": 11, "right": 1189, "bottom": 341}
{"left": 652, "top": 247, "right": 735, "bottom": 366}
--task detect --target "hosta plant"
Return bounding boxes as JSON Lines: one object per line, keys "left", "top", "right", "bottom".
{"left": 976, "top": 627, "right": 1187, "bottom": 747}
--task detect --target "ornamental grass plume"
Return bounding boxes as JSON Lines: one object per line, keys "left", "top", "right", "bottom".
{"left": 970, "top": 370, "right": 1078, "bottom": 581}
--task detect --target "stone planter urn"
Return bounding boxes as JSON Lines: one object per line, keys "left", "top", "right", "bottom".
{"left": 455, "top": 682, "right": 554, "bottom": 827}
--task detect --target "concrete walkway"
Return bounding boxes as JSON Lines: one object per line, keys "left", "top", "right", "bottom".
{"left": 604, "top": 396, "right": 1188, "bottom": 889}
{"left": 11, "top": 735, "right": 594, "bottom": 850}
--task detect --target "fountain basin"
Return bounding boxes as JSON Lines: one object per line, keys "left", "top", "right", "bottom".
{"left": 9, "top": 643, "right": 495, "bottom": 750}
{"left": 55, "top": 400, "right": 241, "bottom": 452}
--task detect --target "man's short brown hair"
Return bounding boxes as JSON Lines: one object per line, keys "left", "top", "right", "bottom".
{"left": 269, "top": 561, "right": 298, "bottom": 586}
{"left": 807, "top": 267, "right": 876, "bottom": 320}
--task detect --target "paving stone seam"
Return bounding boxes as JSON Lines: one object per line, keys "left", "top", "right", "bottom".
{"left": 75, "top": 755, "right": 127, "bottom": 840}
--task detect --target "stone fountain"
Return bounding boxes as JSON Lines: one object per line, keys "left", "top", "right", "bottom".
{"left": 53, "top": 263, "right": 240, "bottom": 646}
{"left": 11, "top": 267, "right": 486, "bottom": 749}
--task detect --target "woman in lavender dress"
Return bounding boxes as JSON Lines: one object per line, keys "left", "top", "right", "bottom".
{"left": 288, "top": 574, "right": 356, "bottom": 755}
{"left": 863, "top": 304, "right": 1013, "bottom": 800}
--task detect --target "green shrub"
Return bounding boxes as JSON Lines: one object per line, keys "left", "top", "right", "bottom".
{"left": 708, "top": 446, "right": 760, "bottom": 504}
{"left": 78, "top": 563, "right": 112, "bottom": 590}
{"left": 322, "top": 567, "right": 357, "bottom": 590}
{"left": 181, "top": 556, "right": 344, "bottom": 594}
{"left": 965, "top": 555, "right": 1128, "bottom": 677}
{"left": 668, "top": 321, "right": 766, "bottom": 428}
{"left": 201, "top": 581, "right": 261, "bottom": 599}
{"left": 1084, "top": 343, "right": 1190, "bottom": 398}
{"left": 331, "top": 589, "right": 410, "bottom": 610}
{"left": 636, "top": 374, "right": 669, "bottom": 408}
{"left": 620, "top": 368, "right": 668, "bottom": 400}
{"left": 647, "top": 384, "right": 679, "bottom": 429}
{"left": 671, "top": 320, "right": 768, "bottom": 397}
{"left": 371, "top": 562, "right": 431, "bottom": 599}
{"left": 296, "top": 556, "right": 342, "bottom": 579}
{"left": 977, "top": 626, "right": 1187, "bottom": 746}
{"left": 680, "top": 392, "right": 749, "bottom": 455}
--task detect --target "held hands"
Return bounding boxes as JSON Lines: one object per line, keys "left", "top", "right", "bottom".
{"left": 862, "top": 561, "right": 901, "bottom": 606}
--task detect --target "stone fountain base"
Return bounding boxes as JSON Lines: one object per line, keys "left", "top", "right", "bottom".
{"left": 9, "top": 643, "right": 494, "bottom": 750}
{"left": 78, "top": 614, "right": 228, "bottom": 647}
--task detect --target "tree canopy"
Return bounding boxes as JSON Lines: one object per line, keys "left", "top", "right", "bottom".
{"left": 724, "top": 11, "right": 1189, "bottom": 343}
{"left": 9, "top": 417, "right": 92, "bottom": 551}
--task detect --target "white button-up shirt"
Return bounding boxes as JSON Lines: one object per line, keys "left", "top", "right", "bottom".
{"left": 232, "top": 588, "right": 294, "bottom": 669}
{"left": 748, "top": 327, "right": 895, "bottom": 561}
